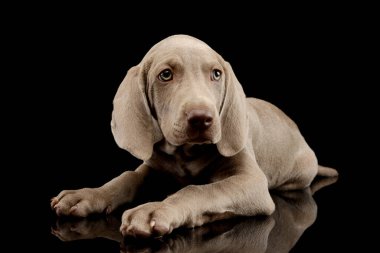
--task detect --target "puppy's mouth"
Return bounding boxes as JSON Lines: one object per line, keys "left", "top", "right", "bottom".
{"left": 187, "top": 136, "right": 213, "bottom": 144}
{"left": 186, "top": 130, "right": 214, "bottom": 144}
{"left": 172, "top": 128, "right": 213, "bottom": 145}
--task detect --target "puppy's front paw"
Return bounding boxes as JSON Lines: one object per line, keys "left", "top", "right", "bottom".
{"left": 51, "top": 188, "right": 110, "bottom": 217}
{"left": 120, "top": 202, "right": 181, "bottom": 238}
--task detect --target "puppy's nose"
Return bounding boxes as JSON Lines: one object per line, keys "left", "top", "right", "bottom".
{"left": 187, "top": 110, "right": 213, "bottom": 130}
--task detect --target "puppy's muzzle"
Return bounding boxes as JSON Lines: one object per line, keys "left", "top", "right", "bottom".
{"left": 187, "top": 109, "right": 213, "bottom": 131}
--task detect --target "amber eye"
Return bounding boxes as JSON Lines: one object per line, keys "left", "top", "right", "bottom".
{"left": 158, "top": 69, "right": 173, "bottom": 81}
{"left": 211, "top": 69, "right": 222, "bottom": 81}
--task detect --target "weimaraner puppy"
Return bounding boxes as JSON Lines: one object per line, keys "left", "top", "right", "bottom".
{"left": 51, "top": 34, "right": 338, "bottom": 238}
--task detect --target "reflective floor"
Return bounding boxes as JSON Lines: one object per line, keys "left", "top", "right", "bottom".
{"left": 47, "top": 176, "right": 345, "bottom": 252}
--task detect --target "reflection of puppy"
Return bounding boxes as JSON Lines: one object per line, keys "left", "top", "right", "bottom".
{"left": 51, "top": 177, "right": 337, "bottom": 252}
{"left": 51, "top": 215, "right": 122, "bottom": 242}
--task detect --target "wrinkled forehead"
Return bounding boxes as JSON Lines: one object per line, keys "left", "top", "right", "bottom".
{"left": 141, "top": 36, "right": 223, "bottom": 66}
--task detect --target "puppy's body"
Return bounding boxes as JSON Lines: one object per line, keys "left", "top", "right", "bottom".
{"left": 51, "top": 35, "right": 337, "bottom": 237}
{"left": 247, "top": 98, "right": 319, "bottom": 190}
{"left": 149, "top": 98, "right": 317, "bottom": 190}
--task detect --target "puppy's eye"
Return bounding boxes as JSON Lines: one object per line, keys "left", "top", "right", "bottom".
{"left": 211, "top": 69, "right": 222, "bottom": 81}
{"left": 158, "top": 69, "right": 173, "bottom": 82}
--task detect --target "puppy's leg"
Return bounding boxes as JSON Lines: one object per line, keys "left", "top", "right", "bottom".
{"left": 51, "top": 164, "right": 150, "bottom": 217}
{"left": 120, "top": 154, "right": 275, "bottom": 237}
{"left": 276, "top": 150, "right": 319, "bottom": 191}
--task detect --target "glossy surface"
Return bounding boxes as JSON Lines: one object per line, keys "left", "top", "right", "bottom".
{"left": 47, "top": 177, "right": 344, "bottom": 252}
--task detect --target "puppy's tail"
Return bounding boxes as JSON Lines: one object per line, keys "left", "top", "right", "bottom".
{"left": 317, "top": 165, "right": 339, "bottom": 177}
{"left": 311, "top": 166, "right": 339, "bottom": 195}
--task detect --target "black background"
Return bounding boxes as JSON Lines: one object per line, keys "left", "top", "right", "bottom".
{"left": 10, "top": 7, "right": 373, "bottom": 252}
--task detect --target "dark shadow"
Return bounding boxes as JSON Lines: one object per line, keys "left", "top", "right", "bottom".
{"left": 51, "top": 176, "right": 338, "bottom": 253}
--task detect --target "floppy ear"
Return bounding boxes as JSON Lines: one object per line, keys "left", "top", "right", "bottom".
{"left": 111, "top": 66, "right": 162, "bottom": 161}
{"left": 217, "top": 62, "right": 249, "bottom": 157}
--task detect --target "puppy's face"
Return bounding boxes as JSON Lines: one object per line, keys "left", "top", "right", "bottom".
{"left": 112, "top": 35, "right": 247, "bottom": 160}
{"left": 145, "top": 38, "right": 225, "bottom": 146}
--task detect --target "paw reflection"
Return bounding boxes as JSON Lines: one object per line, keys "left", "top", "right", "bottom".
{"left": 51, "top": 176, "right": 337, "bottom": 252}
{"left": 51, "top": 215, "right": 122, "bottom": 242}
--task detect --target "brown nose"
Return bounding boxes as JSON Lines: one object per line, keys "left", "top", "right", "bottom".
{"left": 187, "top": 110, "right": 213, "bottom": 130}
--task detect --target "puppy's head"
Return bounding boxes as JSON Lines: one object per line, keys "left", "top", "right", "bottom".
{"left": 111, "top": 35, "right": 248, "bottom": 160}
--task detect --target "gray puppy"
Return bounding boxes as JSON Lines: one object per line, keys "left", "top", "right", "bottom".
{"left": 51, "top": 35, "right": 338, "bottom": 238}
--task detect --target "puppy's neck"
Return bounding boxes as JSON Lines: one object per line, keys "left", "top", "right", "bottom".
{"left": 158, "top": 140, "right": 178, "bottom": 155}
{"left": 159, "top": 140, "right": 197, "bottom": 157}
{"left": 147, "top": 140, "right": 219, "bottom": 181}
